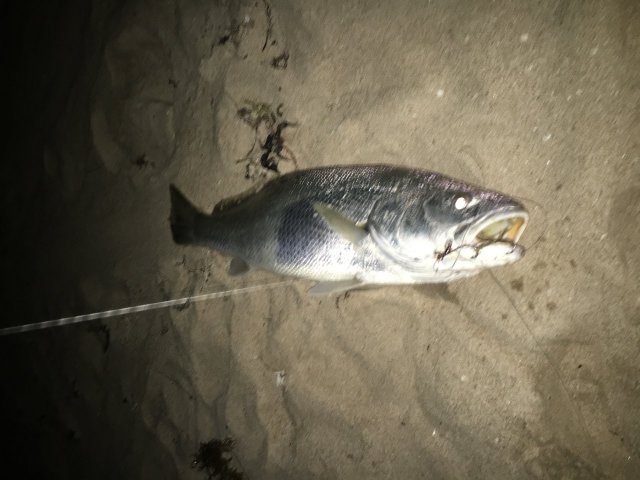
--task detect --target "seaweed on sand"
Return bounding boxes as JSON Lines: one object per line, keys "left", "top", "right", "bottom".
{"left": 192, "top": 437, "right": 245, "bottom": 480}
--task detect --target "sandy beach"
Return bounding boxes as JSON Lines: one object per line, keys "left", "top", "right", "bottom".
{"left": 2, "top": 0, "right": 639, "bottom": 478}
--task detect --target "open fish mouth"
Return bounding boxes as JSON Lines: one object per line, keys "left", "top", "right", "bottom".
{"left": 470, "top": 210, "right": 529, "bottom": 244}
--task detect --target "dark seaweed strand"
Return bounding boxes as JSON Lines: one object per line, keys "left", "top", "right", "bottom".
{"left": 261, "top": 0, "right": 273, "bottom": 51}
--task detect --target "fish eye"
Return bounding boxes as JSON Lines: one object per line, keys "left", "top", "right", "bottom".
{"left": 454, "top": 196, "right": 469, "bottom": 210}
{"left": 453, "top": 194, "right": 479, "bottom": 211}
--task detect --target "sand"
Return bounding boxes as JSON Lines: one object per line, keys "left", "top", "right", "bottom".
{"left": 2, "top": 0, "right": 639, "bottom": 478}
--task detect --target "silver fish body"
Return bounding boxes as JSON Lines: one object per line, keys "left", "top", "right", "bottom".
{"left": 170, "top": 165, "right": 528, "bottom": 294}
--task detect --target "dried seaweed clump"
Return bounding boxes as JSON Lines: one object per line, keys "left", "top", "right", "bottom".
{"left": 236, "top": 100, "right": 298, "bottom": 179}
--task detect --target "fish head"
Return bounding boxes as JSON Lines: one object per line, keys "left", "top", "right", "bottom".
{"left": 445, "top": 188, "right": 528, "bottom": 267}
{"left": 368, "top": 183, "right": 528, "bottom": 278}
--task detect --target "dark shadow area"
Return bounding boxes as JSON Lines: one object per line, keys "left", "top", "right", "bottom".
{"left": 0, "top": 2, "right": 170, "bottom": 478}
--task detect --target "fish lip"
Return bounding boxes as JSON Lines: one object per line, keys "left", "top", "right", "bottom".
{"left": 463, "top": 206, "right": 529, "bottom": 245}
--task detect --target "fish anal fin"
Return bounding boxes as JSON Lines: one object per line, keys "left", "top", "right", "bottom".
{"left": 228, "top": 257, "right": 252, "bottom": 276}
{"left": 312, "top": 202, "right": 368, "bottom": 244}
{"left": 307, "top": 279, "right": 363, "bottom": 296}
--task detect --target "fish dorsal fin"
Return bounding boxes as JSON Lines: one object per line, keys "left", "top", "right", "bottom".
{"left": 312, "top": 202, "right": 368, "bottom": 244}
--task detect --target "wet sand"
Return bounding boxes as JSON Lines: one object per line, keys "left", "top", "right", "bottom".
{"left": 2, "top": 0, "right": 639, "bottom": 478}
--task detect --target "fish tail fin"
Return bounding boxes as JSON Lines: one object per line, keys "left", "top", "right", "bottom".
{"left": 170, "top": 185, "right": 204, "bottom": 245}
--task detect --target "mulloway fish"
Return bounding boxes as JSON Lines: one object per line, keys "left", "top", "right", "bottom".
{"left": 170, "top": 164, "right": 528, "bottom": 294}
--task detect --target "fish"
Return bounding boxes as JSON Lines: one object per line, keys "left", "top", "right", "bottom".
{"left": 170, "top": 164, "right": 528, "bottom": 294}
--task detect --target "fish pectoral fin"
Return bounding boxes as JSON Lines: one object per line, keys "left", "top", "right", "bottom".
{"left": 312, "top": 202, "right": 368, "bottom": 244}
{"left": 228, "top": 257, "right": 252, "bottom": 276}
{"left": 307, "top": 279, "right": 363, "bottom": 296}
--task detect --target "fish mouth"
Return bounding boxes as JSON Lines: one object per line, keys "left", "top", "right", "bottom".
{"left": 468, "top": 209, "right": 529, "bottom": 245}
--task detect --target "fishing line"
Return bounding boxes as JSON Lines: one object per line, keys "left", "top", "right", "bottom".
{"left": 479, "top": 195, "right": 597, "bottom": 460}
{"left": 0, "top": 280, "right": 293, "bottom": 336}
{"left": 488, "top": 270, "right": 599, "bottom": 465}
